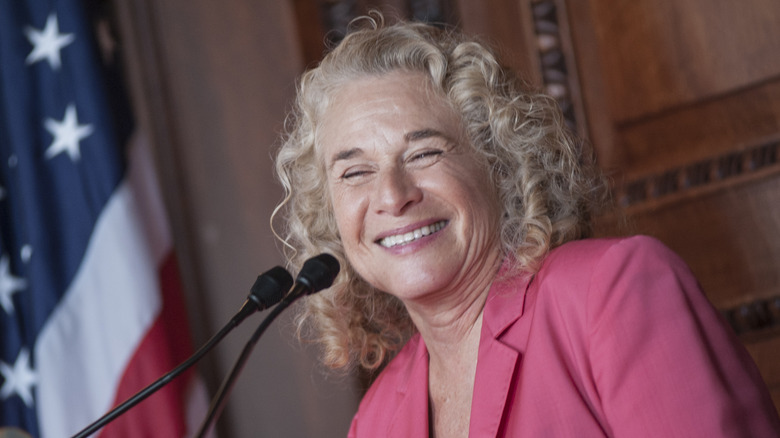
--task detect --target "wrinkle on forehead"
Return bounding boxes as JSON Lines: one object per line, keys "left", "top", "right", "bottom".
{"left": 315, "top": 71, "right": 461, "bottom": 162}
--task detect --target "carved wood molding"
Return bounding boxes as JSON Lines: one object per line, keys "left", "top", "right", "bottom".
{"left": 305, "top": 0, "right": 457, "bottom": 49}
{"left": 615, "top": 137, "right": 780, "bottom": 209}
{"left": 724, "top": 294, "right": 780, "bottom": 337}
{"left": 528, "top": 0, "right": 585, "bottom": 137}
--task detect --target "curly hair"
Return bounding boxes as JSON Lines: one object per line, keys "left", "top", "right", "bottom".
{"left": 272, "top": 15, "right": 609, "bottom": 372}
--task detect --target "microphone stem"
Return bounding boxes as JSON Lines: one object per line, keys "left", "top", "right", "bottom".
{"left": 195, "top": 292, "right": 302, "bottom": 438}
{"left": 72, "top": 314, "right": 244, "bottom": 438}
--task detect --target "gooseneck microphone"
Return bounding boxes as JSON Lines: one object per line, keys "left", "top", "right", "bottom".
{"left": 233, "top": 266, "right": 293, "bottom": 325}
{"left": 72, "top": 266, "right": 293, "bottom": 438}
{"left": 195, "top": 254, "right": 340, "bottom": 437}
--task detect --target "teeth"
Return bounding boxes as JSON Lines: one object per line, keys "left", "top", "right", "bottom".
{"left": 379, "top": 221, "right": 446, "bottom": 248}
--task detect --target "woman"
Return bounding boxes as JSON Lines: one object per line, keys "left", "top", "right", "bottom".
{"left": 273, "top": 16, "right": 780, "bottom": 437}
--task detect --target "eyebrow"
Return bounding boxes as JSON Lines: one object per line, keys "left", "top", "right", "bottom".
{"left": 404, "top": 128, "right": 448, "bottom": 143}
{"left": 329, "top": 148, "right": 363, "bottom": 169}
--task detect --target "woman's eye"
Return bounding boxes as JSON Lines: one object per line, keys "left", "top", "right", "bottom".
{"left": 342, "top": 169, "right": 371, "bottom": 180}
{"left": 412, "top": 150, "right": 443, "bottom": 161}
{"left": 409, "top": 150, "right": 444, "bottom": 164}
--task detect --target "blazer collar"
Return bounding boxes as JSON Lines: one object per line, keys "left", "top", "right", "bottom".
{"left": 389, "top": 334, "right": 430, "bottom": 437}
{"left": 483, "top": 258, "right": 532, "bottom": 337}
{"left": 469, "top": 260, "right": 533, "bottom": 437}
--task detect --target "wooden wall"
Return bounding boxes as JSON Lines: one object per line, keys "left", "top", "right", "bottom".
{"left": 461, "top": 0, "right": 780, "bottom": 412}
{"left": 567, "top": 0, "right": 780, "bottom": 409}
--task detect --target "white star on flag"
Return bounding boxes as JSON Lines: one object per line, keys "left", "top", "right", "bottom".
{"left": 24, "top": 12, "right": 75, "bottom": 70}
{"left": 0, "top": 348, "right": 38, "bottom": 408}
{"left": 44, "top": 104, "right": 94, "bottom": 161}
{"left": 0, "top": 255, "right": 27, "bottom": 315}
{"left": 20, "top": 246, "right": 33, "bottom": 263}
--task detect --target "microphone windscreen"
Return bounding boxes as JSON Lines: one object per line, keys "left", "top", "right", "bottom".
{"left": 296, "top": 253, "right": 340, "bottom": 294}
{"left": 250, "top": 266, "right": 293, "bottom": 308}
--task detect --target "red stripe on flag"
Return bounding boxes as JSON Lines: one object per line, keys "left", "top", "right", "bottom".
{"left": 98, "top": 253, "right": 198, "bottom": 437}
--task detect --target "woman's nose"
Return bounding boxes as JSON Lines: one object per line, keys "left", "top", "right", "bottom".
{"left": 373, "top": 167, "right": 422, "bottom": 215}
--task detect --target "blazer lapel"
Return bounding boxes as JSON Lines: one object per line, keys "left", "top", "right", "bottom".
{"left": 469, "top": 267, "right": 531, "bottom": 437}
{"left": 388, "top": 335, "right": 431, "bottom": 437}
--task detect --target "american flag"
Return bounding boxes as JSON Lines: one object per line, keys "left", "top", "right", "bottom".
{"left": 0, "top": 1, "right": 207, "bottom": 436}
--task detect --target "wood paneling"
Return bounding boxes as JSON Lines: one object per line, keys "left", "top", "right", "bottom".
{"left": 455, "top": 0, "right": 780, "bottom": 415}
{"left": 577, "top": 0, "right": 780, "bottom": 413}
{"left": 614, "top": 80, "right": 780, "bottom": 179}
{"left": 596, "top": 174, "right": 780, "bottom": 309}
{"left": 587, "top": 0, "right": 780, "bottom": 123}
{"left": 456, "top": 0, "right": 535, "bottom": 82}
{"left": 292, "top": 0, "right": 459, "bottom": 67}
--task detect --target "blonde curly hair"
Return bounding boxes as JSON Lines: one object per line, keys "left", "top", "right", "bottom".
{"left": 273, "top": 16, "right": 608, "bottom": 372}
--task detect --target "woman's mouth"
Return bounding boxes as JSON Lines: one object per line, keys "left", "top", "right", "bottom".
{"left": 377, "top": 220, "right": 447, "bottom": 248}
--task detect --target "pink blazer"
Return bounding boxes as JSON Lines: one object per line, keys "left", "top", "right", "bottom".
{"left": 348, "top": 236, "right": 780, "bottom": 437}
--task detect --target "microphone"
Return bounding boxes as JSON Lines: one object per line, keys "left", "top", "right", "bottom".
{"left": 195, "top": 254, "right": 340, "bottom": 437}
{"left": 233, "top": 266, "right": 294, "bottom": 325}
{"left": 72, "top": 266, "right": 293, "bottom": 438}
{"left": 283, "top": 252, "right": 341, "bottom": 302}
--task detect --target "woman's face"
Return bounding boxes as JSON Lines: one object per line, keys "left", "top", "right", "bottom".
{"left": 317, "top": 71, "right": 502, "bottom": 304}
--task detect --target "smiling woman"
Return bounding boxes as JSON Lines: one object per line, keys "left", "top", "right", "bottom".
{"left": 318, "top": 72, "right": 502, "bottom": 309}
{"left": 271, "top": 14, "right": 780, "bottom": 438}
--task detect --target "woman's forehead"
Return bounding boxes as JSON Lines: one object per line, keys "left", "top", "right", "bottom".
{"left": 314, "top": 72, "right": 461, "bottom": 152}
